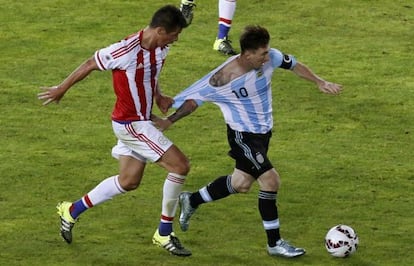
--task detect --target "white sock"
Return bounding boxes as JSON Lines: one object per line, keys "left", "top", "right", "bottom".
{"left": 160, "top": 173, "right": 186, "bottom": 222}
{"left": 87, "top": 175, "right": 126, "bottom": 206}
{"left": 219, "top": 0, "right": 236, "bottom": 23}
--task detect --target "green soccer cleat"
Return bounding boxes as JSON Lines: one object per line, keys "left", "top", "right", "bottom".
{"left": 152, "top": 229, "right": 192, "bottom": 256}
{"left": 56, "top": 201, "right": 76, "bottom": 244}
{"left": 267, "top": 239, "right": 306, "bottom": 258}
{"left": 213, "top": 38, "right": 237, "bottom": 56}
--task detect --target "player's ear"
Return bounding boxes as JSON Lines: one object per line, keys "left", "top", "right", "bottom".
{"left": 244, "top": 50, "right": 253, "bottom": 60}
{"left": 156, "top": 27, "right": 167, "bottom": 36}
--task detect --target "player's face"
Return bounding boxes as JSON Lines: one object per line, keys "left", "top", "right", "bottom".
{"left": 250, "top": 45, "right": 270, "bottom": 69}
{"left": 158, "top": 27, "right": 182, "bottom": 46}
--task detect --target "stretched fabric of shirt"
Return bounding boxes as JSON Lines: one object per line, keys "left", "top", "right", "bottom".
{"left": 173, "top": 48, "right": 296, "bottom": 134}
{"left": 95, "top": 30, "right": 169, "bottom": 122}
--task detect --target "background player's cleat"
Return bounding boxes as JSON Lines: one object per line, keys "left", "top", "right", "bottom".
{"left": 180, "top": 0, "right": 196, "bottom": 26}
{"left": 152, "top": 230, "right": 192, "bottom": 256}
{"left": 56, "top": 201, "right": 76, "bottom": 244}
{"left": 178, "top": 192, "right": 197, "bottom": 231}
{"left": 213, "top": 38, "right": 237, "bottom": 55}
{"left": 267, "top": 239, "right": 306, "bottom": 258}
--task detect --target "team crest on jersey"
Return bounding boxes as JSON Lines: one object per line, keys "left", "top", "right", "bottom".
{"left": 256, "top": 68, "right": 263, "bottom": 77}
{"left": 256, "top": 152, "right": 264, "bottom": 164}
{"left": 158, "top": 136, "right": 168, "bottom": 146}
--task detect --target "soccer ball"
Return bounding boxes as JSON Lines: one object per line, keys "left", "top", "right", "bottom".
{"left": 325, "top": 224, "right": 359, "bottom": 257}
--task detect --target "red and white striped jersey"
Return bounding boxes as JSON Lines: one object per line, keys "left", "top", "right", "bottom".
{"left": 94, "top": 30, "right": 169, "bottom": 122}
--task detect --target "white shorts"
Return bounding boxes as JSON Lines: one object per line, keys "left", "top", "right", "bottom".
{"left": 111, "top": 121, "right": 173, "bottom": 163}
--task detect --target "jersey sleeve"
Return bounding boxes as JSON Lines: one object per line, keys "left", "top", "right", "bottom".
{"left": 269, "top": 48, "right": 297, "bottom": 70}
{"left": 172, "top": 78, "right": 207, "bottom": 108}
{"left": 94, "top": 34, "right": 140, "bottom": 71}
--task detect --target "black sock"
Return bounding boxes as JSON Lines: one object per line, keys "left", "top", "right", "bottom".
{"left": 258, "top": 190, "right": 281, "bottom": 247}
{"left": 190, "top": 175, "right": 237, "bottom": 208}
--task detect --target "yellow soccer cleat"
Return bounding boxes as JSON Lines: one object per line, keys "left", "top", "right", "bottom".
{"left": 56, "top": 201, "right": 76, "bottom": 244}
{"left": 213, "top": 38, "right": 237, "bottom": 55}
{"left": 152, "top": 229, "right": 192, "bottom": 256}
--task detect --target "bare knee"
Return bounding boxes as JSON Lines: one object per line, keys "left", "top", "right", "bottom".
{"left": 233, "top": 183, "right": 251, "bottom": 193}
{"left": 231, "top": 172, "right": 254, "bottom": 193}
{"left": 262, "top": 177, "right": 280, "bottom": 191}
{"left": 118, "top": 174, "right": 141, "bottom": 191}
{"left": 258, "top": 169, "right": 281, "bottom": 191}
{"left": 174, "top": 158, "right": 190, "bottom": 176}
{"left": 158, "top": 148, "right": 191, "bottom": 176}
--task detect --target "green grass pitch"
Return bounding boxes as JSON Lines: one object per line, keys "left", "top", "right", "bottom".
{"left": 0, "top": 0, "right": 413, "bottom": 265}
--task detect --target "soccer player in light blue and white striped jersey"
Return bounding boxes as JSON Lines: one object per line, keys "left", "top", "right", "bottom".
{"left": 155, "top": 25, "right": 342, "bottom": 258}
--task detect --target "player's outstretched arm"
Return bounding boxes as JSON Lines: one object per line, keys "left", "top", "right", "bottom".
{"left": 292, "top": 61, "right": 342, "bottom": 95}
{"left": 38, "top": 56, "right": 99, "bottom": 105}
{"left": 154, "top": 99, "right": 198, "bottom": 131}
{"left": 168, "top": 99, "right": 198, "bottom": 123}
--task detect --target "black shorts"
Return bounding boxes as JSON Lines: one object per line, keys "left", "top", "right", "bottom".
{"left": 226, "top": 125, "right": 274, "bottom": 178}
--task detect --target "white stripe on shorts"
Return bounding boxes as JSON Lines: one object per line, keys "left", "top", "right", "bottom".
{"left": 111, "top": 121, "right": 173, "bottom": 162}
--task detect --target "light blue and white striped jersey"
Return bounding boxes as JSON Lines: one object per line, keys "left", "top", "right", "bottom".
{"left": 173, "top": 48, "right": 296, "bottom": 133}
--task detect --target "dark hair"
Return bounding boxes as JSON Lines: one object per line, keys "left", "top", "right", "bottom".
{"left": 149, "top": 5, "right": 188, "bottom": 33}
{"left": 239, "top": 25, "right": 270, "bottom": 53}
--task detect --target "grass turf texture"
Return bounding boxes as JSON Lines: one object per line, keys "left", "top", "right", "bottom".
{"left": 1, "top": 0, "right": 413, "bottom": 265}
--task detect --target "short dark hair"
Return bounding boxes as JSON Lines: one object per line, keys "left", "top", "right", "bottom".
{"left": 239, "top": 25, "right": 270, "bottom": 53}
{"left": 149, "top": 5, "right": 188, "bottom": 33}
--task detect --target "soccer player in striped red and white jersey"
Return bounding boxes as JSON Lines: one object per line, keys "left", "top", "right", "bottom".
{"left": 38, "top": 5, "right": 192, "bottom": 257}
